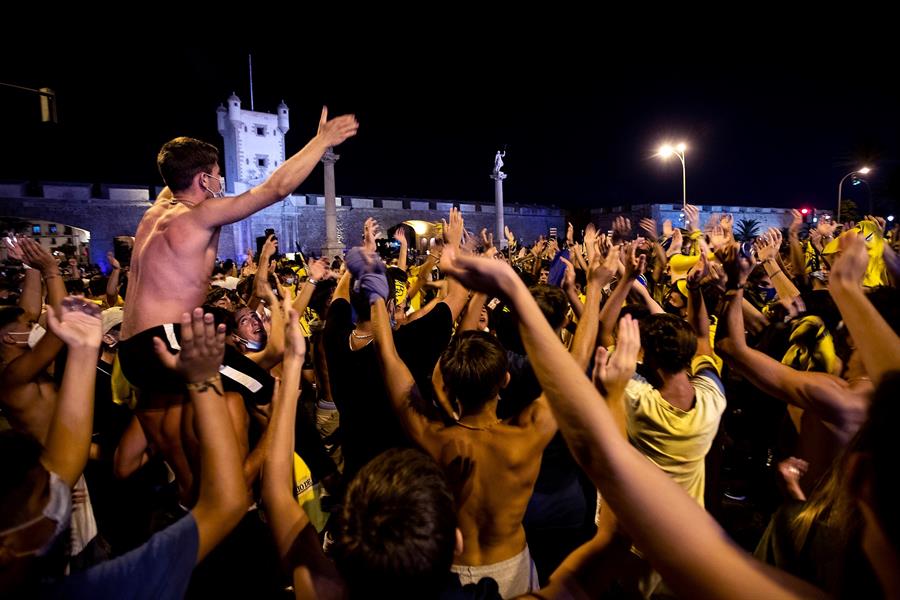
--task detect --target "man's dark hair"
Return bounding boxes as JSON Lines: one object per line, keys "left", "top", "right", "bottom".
{"left": 157, "top": 137, "right": 219, "bottom": 192}
{"left": 639, "top": 313, "right": 697, "bottom": 374}
{"left": 88, "top": 275, "right": 107, "bottom": 298}
{"left": 0, "top": 430, "right": 44, "bottom": 529}
{"left": 334, "top": 448, "right": 457, "bottom": 598}
{"left": 439, "top": 330, "right": 508, "bottom": 413}
{"left": 64, "top": 278, "right": 85, "bottom": 295}
{"left": 529, "top": 284, "right": 569, "bottom": 331}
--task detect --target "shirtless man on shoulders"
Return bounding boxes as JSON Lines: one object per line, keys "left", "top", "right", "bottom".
{"left": 117, "top": 108, "right": 357, "bottom": 504}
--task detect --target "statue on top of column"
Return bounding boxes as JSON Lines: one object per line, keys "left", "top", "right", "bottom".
{"left": 493, "top": 150, "right": 506, "bottom": 178}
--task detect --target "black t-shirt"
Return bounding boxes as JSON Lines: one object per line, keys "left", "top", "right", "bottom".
{"left": 323, "top": 299, "right": 453, "bottom": 476}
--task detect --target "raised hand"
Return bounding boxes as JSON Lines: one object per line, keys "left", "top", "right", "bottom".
{"left": 441, "top": 207, "right": 464, "bottom": 248}
{"left": 588, "top": 245, "right": 617, "bottom": 288}
{"left": 393, "top": 229, "right": 408, "bottom": 247}
{"left": 316, "top": 106, "right": 359, "bottom": 148}
{"left": 583, "top": 223, "right": 598, "bottom": 261}
{"left": 668, "top": 228, "right": 684, "bottom": 256}
{"left": 18, "top": 237, "right": 59, "bottom": 274}
{"left": 593, "top": 314, "right": 640, "bottom": 396}
{"left": 153, "top": 308, "right": 226, "bottom": 383}
{"left": 260, "top": 234, "right": 278, "bottom": 264}
{"left": 754, "top": 229, "right": 780, "bottom": 262}
{"left": 684, "top": 204, "right": 700, "bottom": 232}
{"left": 46, "top": 296, "right": 102, "bottom": 350}
{"left": 363, "top": 217, "right": 379, "bottom": 253}
{"left": 687, "top": 252, "right": 710, "bottom": 288}
{"left": 716, "top": 242, "right": 756, "bottom": 288}
{"left": 708, "top": 225, "right": 728, "bottom": 250}
{"left": 789, "top": 209, "right": 803, "bottom": 235}
{"left": 719, "top": 214, "right": 734, "bottom": 238}
{"left": 107, "top": 251, "right": 122, "bottom": 271}
{"left": 613, "top": 216, "right": 632, "bottom": 242}
{"left": 662, "top": 219, "right": 674, "bottom": 239}
{"left": 307, "top": 257, "right": 330, "bottom": 281}
{"left": 566, "top": 221, "right": 575, "bottom": 246}
{"left": 440, "top": 249, "right": 519, "bottom": 301}
{"left": 639, "top": 218, "right": 659, "bottom": 242}
{"left": 622, "top": 242, "right": 646, "bottom": 281}
{"left": 560, "top": 257, "right": 576, "bottom": 291}
{"left": 504, "top": 225, "right": 516, "bottom": 247}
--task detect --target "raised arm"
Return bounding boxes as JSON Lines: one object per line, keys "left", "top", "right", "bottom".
{"left": 189, "top": 108, "right": 358, "bottom": 229}
{"left": 106, "top": 251, "right": 123, "bottom": 307}
{"left": 261, "top": 307, "right": 308, "bottom": 561}
{"left": 829, "top": 232, "right": 900, "bottom": 386}
{"left": 685, "top": 254, "right": 712, "bottom": 357}
{"left": 715, "top": 246, "right": 865, "bottom": 431}
{"left": 40, "top": 298, "right": 102, "bottom": 487}
{"left": 153, "top": 308, "right": 248, "bottom": 562}
{"left": 371, "top": 296, "right": 435, "bottom": 446}
{"left": 439, "top": 252, "right": 823, "bottom": 600}
{"left": 599, "top": 244, "right": 643, "bottom": 348}
{"left": 570, "top": 252, "right": 616, "bottom": 370}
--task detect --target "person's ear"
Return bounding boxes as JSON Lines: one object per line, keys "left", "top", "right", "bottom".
{"left": 502, "top": 371, "right": 511, "bottom": 389}
{"left": 454, "top": 528, "right": 464, "bottom": 558}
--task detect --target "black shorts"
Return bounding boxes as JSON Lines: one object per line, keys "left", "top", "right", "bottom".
{"left": 119, "top": 323, "right": 274, "bottom": 407}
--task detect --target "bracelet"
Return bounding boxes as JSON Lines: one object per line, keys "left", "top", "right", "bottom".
{"left": 22, "top": 263, "right": 33, "bottom": 270}
{"left": 726, "top": 283, "right": 746, "bottom": 291}
{"left": 44, "top": 272, "right": 61, "bottom": 279}
{"left": 186, "top": 375, "right": 224, "bottom": 396}
{"left": 306, "top": 278, "right": 319, "bottom": 286}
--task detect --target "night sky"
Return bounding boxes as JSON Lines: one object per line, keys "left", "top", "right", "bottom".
{"left": 3, "top": 44, "right": 899, "bottom": 216}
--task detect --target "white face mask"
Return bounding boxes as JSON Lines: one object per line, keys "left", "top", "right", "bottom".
{"left": 8, "top": 323, "right": 47, "bottom": 348}
{"left": 233, "top": 334, "right": 264, "bottom": 352}
{"left": 0, "top": 471, "right": 72, "bottom": 557}
{"left": 202, "top": 172, "right": 226, "bottom": 199}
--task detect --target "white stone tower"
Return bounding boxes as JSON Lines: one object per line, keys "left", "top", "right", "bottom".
{"left": 217, "top": 92, "right": 289, "bottom": 195}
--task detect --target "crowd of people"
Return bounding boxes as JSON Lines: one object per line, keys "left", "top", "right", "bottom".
{"left": 2, "top": 108, "right": 900, "bottom": 599}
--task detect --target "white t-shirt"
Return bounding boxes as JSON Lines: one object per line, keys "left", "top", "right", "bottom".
{"left": 624, "top": 356, "right": 726, "bottom": 506}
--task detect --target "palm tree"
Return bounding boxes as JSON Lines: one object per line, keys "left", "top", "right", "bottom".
{"left": 735, "top": 218, "right": 761, "bottom": 242}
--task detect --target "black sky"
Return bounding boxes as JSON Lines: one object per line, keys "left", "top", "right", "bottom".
{"left": 3, "top": 43, "right": 899, "bottom": 215}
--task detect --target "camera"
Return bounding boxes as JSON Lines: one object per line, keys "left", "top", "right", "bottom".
{"left": 113, "top": 236, "right": 135, "bottom": 268}
{"left": 256, "top": 228, "right": 279, "bottom": 261}
{"left": 376, "top": 238, "right": 403, "bottom": 260}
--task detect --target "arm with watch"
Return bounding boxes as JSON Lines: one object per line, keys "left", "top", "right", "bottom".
{"left": 292, "top": 257, "right": 330, "bottom": 316}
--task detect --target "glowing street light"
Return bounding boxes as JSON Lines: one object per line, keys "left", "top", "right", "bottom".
{"left": 837, "top": 166, "right": 872, "bottom": 221}
{"left": 657, "top": 142, "right": 688, "bottom": 208}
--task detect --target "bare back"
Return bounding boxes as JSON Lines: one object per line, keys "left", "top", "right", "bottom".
{"left": 423, "top": 401, "right": 555, "bottom": 566}
{"left": 121, "top": 199, "right": 220, "bottom": 340}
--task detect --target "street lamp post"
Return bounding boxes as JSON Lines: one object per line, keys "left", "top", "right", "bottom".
{"left": 658, "top": 143, "right": 688, "bottom": 208}
{"left": 837, "top": 166, "right": 871, "bottom": 222}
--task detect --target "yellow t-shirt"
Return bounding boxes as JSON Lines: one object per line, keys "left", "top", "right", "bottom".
{"left": 624, "top": 355, "right": 726, "bottom": 506}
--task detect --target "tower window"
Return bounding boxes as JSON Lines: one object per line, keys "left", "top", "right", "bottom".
{"left": 32, "top": 224, "right": 41, "bottom": 235}
{"left": 257, "top": 158, "right": 268, "bottom": 168}
{"left": 256, "top": 126, "right": 265, "bottom": 136}
{"left": 49, "top": 224, "right": 58, "bottom": 234}
{"left": 64, "top": 226, "right": 72, "bottom": 235}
